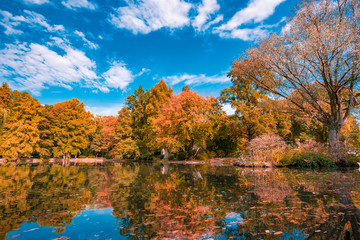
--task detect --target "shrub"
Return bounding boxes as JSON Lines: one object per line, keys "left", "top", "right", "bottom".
{"left": 247, "top": 133, "right": 288, "bottom": 163}
{"left": 167, "top": 154, "right": 175, "bottom": 161}
{"left": 196, "top": 151, "right": 209, "bottom": 160}
{"left": 278, "top": 151, "right": 335, "bottom": 168}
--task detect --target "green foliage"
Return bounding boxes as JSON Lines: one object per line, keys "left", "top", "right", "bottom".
{"left": 112, "top": 108, "right": 140, "bottom": 159}
{"left": 278, "top": 151, "right": 335, "bottom": 168}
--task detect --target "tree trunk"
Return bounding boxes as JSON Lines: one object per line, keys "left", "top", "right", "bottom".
{"left": 187, "top": 140, "right": 194, "bottom": 160}
{"left": 329, "top": 125, "right": 341, "bottom": 149}
{"left": 161, "top": 148, "right": 169, "bottom": 160}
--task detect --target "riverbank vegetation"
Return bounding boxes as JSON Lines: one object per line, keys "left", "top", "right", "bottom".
{"left": 0, "top": 0, "right": 360, "bottom": 167}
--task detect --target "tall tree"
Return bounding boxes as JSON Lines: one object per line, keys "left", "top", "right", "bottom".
{"left": 0, "top": 91, "right": 43, "bottom": 161}
{"left": 124, "top": 80, "right": 173, "bottom": 158}
{"left": 0, "top": 82, "right": 11, "bottom": 132}
{"left": 230, "top": 0, "right": 360, "bottom": 147}
{"left": 49, "top": 98, "right": 95, "bottom": 164}
{"left": 155, "top": 87, "right": 222, "bottom": 159}
{"left": 90, "top": 116, "right": 117, "bottom": 158}
{"left": 112, "top": 108, "right": 139, "bottom": 159}
{"left": 221, "top": 76, "right": 292, "bottom": 142}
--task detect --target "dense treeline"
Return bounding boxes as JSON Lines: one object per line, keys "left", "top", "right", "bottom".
{"left": 1, "top": 78, "right": 360, "bottom": 163}
{"left": 0, "top": 0, "right": 359, "bottom": 164}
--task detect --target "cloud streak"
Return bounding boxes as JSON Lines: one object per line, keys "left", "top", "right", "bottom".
{"left": 61, "top": 0, "right": 97, "bottom": 10}
{"left": 165, "top": 73, "right": 230, "bottom": 86}
{"left": 0, "top": 10, "right": 64, "bottom": 35}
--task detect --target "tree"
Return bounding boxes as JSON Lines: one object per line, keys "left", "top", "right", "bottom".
{"left": 125, "top": 80, "right": 173, "bottom": 158}
{"left": 155, "top": 88, "right": 222, "bottom": 159}
{"left": 113, "top": 108, "right": 140, "bottom": 159}
{"left": 90, "top": 116, "right": 117, "bottom": 158}
{"left": 0, "top": 82, "right": 11, "bottom": 132}
{"left": 49, "top": 98, "right": 95, "bottom": 164}
{"left": 0, "top": 91, "right": 43, "bottom": 161}
{"left": 230, "top": 0, "right": 360, "bottom": 148}
{"left": 220, "top": 76, "right": 292, "bottom": 143}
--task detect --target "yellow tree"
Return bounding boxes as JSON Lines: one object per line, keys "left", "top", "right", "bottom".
{"left": 155, "top": 87, "right": 222, "bottom": 159}
{"left": 0, "top": 82, "right": 11, "bottom": 132}
{"left": 0, "top": 90, "right": 43, "bottom": 161}
{"left": 49, "top": 98, "right": 95, "bottom": 164}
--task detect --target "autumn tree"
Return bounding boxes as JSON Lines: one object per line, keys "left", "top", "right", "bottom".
{"left": 143, "top": 79, "right": 173, "bottom": 152}
{"left": 155, "top": 87, "right": 222, "bottom": 159}
{"left": 0, "top": 90, "right": 43, "bottom": 161}
{"left": 49, "top": 98, "right": 95, "bottom": 164}
{"left": 0, "top": 82, "right": 11, "bottom": 132}
{"left": 90, "top": 116, "right": 117, "bottom": 158}
{"left": 112, "top": 108, "right": 139, "bottom": 159}
{"left": 125, "top": 80, "right": 172, "bottom": 157}
{"left": 230, "top": 0, "right": 360, "bottom": 148}
{"left": 221, "top": 76, "right": 292, "bottom": 142}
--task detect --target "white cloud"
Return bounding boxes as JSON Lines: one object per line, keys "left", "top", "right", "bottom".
{"left": 217, "top": 0, "right": 286, "bottom": 31}
{"left": 109, "top": 0, "right": 192, "bottom": 34}
{"left": 61, "top": 0, "right": 97, "bottom": 10}
{"left": 192, "top": 0, "right": 221, "bottom": 31}
{"left": 23, "top": 0, "right": 49, "bottom": 5}
{"left": 0, "top": 43, "right": 98, "bottom": 95}
{"left": 213, "top": 0, "right": 286, "bottom": 41}
{"left": 102, "top": 62, "right": 135, "bottom": 91}
{"left": 222, "top": 103, "right": 236, "bottom": 116}
{"left": 165, "top": 73, "right": 230, "bottom": 86}
{"left": 216, "top": 26, "right": 268, "bottom": 41}
{"left": 74, "top": 30, "right": 99, "bottom": 49}
{"left": 85, "top": 104, "right": 124, "bottom": 116}
{"left": 0, "top": 10, "right": 64, "bottom": 35}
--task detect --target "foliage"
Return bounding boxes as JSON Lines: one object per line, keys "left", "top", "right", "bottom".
{"left": 246, "top": 133, "right": 288, "bottom": 163}
{"left": 49, "top": 98, "right": 95, "bottom": 162}
{"left": 112, "top": 108, "right": 140, "bottom": 159}
{"left": 0, "top": 91, "right": 43, "bottom": 161}
{"left": 279, "top": 151, "right": 335, "bottom": 168}
{"left": 155, "top": 87, "right": 223, "bottom": 159}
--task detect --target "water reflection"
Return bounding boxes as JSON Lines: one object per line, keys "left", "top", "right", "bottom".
{"left": 1, "top": 164, "right": 360, "bottom": 239}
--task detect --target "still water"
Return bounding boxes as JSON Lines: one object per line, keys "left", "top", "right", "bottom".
{"left": 1, "top": 163, "right": 360, "bottom": 240}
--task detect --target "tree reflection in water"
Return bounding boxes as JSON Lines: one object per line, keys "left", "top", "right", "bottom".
{"left": 1, "top": 164, "right": 360, "bottom": 239}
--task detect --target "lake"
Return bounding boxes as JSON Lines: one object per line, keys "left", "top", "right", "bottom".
{"left": 1, "top": 163, "right": 360, "bottom": 240}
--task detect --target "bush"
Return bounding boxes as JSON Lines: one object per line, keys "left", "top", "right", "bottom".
{"left": 79, "top": 154, "right": 96, "bottom": 158}
{"left": 247, "top": 133, "right": 288, "bottom": 163}
{"left": 176, "top": 152, "right": 187, "bottom": 160}
{"left": 196, "top": 151, "right": 209, "bottom": 160}
{"left": 167, "top": 154, "right": 175, "bottom": 161}
{"left": 278, "top": 151, "right": 335, "bottom": 168}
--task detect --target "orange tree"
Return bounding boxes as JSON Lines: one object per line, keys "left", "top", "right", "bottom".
{"left": 155, "top": 87, "right": 223, "bottom": 159}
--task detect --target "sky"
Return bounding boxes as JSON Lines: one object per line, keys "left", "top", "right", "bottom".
{"left": 0, "top": 0, "right": 299, "bottom": 116}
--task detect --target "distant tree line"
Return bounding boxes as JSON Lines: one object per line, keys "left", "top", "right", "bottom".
{"left": 1, "top": 77, "right": 360, "bottom": 162}
{"left": 0, "top": 0, "right": 359, "bottom": 162}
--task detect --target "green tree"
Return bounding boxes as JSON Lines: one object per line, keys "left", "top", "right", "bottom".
{"left": 113, "top": 108, "right": 140, "bottom": 159}
{"left": 221, "top": 75, "right": 292, "bottom": 143}
{"left": 125, "top": 80, "right": 173, "bottom": 158}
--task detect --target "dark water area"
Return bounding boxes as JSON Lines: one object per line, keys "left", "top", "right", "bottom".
{"left": 1, "top": 164, "right": 360, "bottom": 240}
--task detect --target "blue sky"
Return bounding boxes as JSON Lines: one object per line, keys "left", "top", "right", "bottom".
{"left": 0, "top": 0, "right": 299, "bottom": 115}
